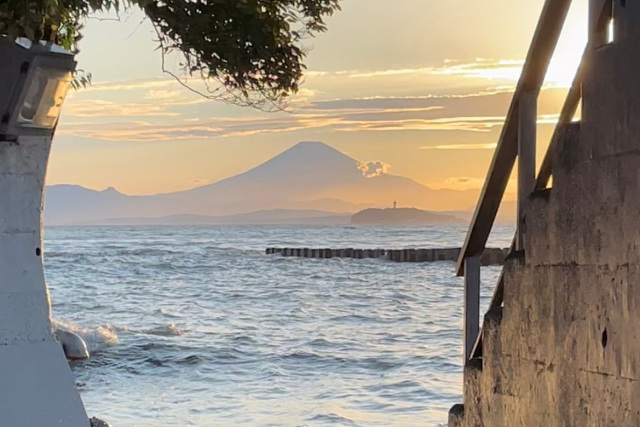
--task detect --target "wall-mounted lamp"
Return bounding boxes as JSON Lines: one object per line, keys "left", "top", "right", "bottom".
{"left": 0, "top": 37, "right": 76, "bottom": 138}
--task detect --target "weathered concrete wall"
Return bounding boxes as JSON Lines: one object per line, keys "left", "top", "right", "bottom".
{"left": 0, "top": 136, "right": 54, "bottom": 345}
{"left": 450, "top": 34, "right": 640, "bottom": 426}
{"left": 0, "top": 136, "right": 89, "bottom": 425}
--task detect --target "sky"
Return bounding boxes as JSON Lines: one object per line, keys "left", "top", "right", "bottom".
{"left": 50, "top": 0, "right": 589, "bottom": 196}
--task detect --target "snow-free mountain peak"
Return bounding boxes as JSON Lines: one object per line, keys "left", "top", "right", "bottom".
{"left": 44, "top": 141, "right": 481, "bottom": 224}
{"left": 237, "top": 141, "right": 360, "bottom": 182}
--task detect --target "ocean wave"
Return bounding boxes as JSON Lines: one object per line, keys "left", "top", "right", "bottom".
{"left": 52, "top": 319, "right": 119, "bottom": 354}
{"left": 43, "top": 225, "right": 515, "bottom": 426}
{"left": 141, "top": 323, "right": 184, "bottom": 337}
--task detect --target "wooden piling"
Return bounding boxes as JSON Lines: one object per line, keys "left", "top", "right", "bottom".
{"left": 264, "top": 246, "right": 509, "bottom": 265}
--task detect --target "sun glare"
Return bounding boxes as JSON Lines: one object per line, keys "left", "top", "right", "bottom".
{"left": 545, "top": 1, "right": 588, "bottom": 88}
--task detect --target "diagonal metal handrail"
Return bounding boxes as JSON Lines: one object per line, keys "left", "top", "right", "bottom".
{"left": 455, "top": 0, "right": 574, "bottom": 277}
{"left": 467, "top": 52, "right": 582, "bottom": 360}
{"left": 464, "top": 0, "right": 614, "bottom": 361}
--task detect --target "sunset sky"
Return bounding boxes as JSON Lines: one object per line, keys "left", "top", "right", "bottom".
{"left": 50, "top": 0, "right": 589, "bottom": 195}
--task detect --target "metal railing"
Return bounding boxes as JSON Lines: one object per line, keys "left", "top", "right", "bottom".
{"left": 457, "top": 0, "right": 613, "bottom": 363}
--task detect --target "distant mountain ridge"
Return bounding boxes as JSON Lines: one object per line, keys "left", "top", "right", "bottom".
{"left": 45, "top": 141, "right": 479, "bottom": 225}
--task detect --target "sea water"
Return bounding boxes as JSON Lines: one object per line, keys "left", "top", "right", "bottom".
{"left": 44, "top": 225, "right": 513, "bottom": 427}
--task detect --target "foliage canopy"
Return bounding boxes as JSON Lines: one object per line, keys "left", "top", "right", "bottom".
{"left": 0, "top": 0, "right": 341, "bottom": 107}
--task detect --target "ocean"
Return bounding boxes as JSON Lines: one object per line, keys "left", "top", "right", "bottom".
{"left": 44, "top": 225, "right": 513, "bottom": 427}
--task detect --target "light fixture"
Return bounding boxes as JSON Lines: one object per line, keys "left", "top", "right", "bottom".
{"left": 0, "top": 37, "right": 76, "bottom": 138}
{"left": 17, "top": 66, "right": 72, "bottom": 128}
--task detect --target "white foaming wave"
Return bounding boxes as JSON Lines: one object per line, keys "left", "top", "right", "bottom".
{"left": 52, "top": 319, "right": 119, "bottom": 354}
{"left": 112, "top": 322, "right": 184, "bottom": 337}
{"left": 140, "top": 323, "right": 184, "bottom": 337}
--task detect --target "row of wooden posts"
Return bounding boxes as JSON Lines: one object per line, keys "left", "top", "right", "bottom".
{"left": 265, "top": 247, "right": 509, "bottom": 266}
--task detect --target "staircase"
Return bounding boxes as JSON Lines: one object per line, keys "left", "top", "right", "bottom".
{"left": 449, "top": 1, "right": 640, "bottom": 425}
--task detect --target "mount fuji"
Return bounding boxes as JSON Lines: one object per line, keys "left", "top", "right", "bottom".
{"left": 45, "top": 141, "right": 479, "bottom": 225}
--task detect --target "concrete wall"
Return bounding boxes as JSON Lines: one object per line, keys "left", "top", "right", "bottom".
{"left": 450, "top": 33, "right": 640, "bottom": 426}
{"left": 0, "top": 136, "right": 89, "bottom": 426}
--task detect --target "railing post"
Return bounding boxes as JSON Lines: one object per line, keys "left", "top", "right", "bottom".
{"left": 590, "top": 0, "right": 611, "bottom": 47}
{"left": 517, "top": 92, "right": 537, "bottom": 251}
{"left": 612, "top": 0, "right": 640, "bottom": 42}
{"left": 464, "top": 256, "right": 481, "bottom": 362}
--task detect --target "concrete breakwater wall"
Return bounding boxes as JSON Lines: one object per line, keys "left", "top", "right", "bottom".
{"left": 266, "top": 247, "right": 509, "bottom": 266}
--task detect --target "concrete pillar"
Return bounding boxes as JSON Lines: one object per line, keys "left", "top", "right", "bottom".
{"left": 464, "top": 256, "right": 481, "bottom": 362}
{"left": 0, "top": 136, "right": 56, "bottom": 346}
{"left": 0, "top": 135, "right": 90, "bottom": 424}
{"left": 517, "top": 92, "right": 537, "bottom": 251}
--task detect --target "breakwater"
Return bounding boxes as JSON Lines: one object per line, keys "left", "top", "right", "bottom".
{"left": 266, "top": 247, "right": 509, "bottom": 266}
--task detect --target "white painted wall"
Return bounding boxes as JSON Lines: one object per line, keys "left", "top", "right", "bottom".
{"left": 0, "top": 135, "right": 89, "bottom": 426}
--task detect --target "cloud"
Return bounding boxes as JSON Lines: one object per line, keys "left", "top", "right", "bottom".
{"left": 430, "top": 59, "right": 525, "bottom": 81}
{"left": 144, "top": 90, "right": 184, "bottom": 100}
{"left": 63, "top": 99, "right": 180, "bottom": 118}
{"left": 537, "top": 114, "right": 561, "bottom": 124}
{"left": 337, "top": 116, "right": 504, "bottom": 133}
{"left": 358, "top": 161, "right": 391, "bottom": 178}
{"left": 330, "top": 59, "right": 525, "bottom": 83}
{"left": 191, "top": 178, "right": 215, "bottom": 185}
{"left": 63, "top": 98, "right": 206, "bottom": 118}
{"left": 431, "top": 175, "right": 517, "bottom": 192}
{"left": 57, "top": 73, "right": 569, "bottom": 142}
{"left": 444, "top": 176, "right": 487, "bottom": 189}
{"left": 86, "top": 78, "right": 176, "bottom": 93}
{"left": 308, "top": 57, "right": 575, "bottom": 89}
{"left": 58, "top": 112, "right": 508, "bottom": 141}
